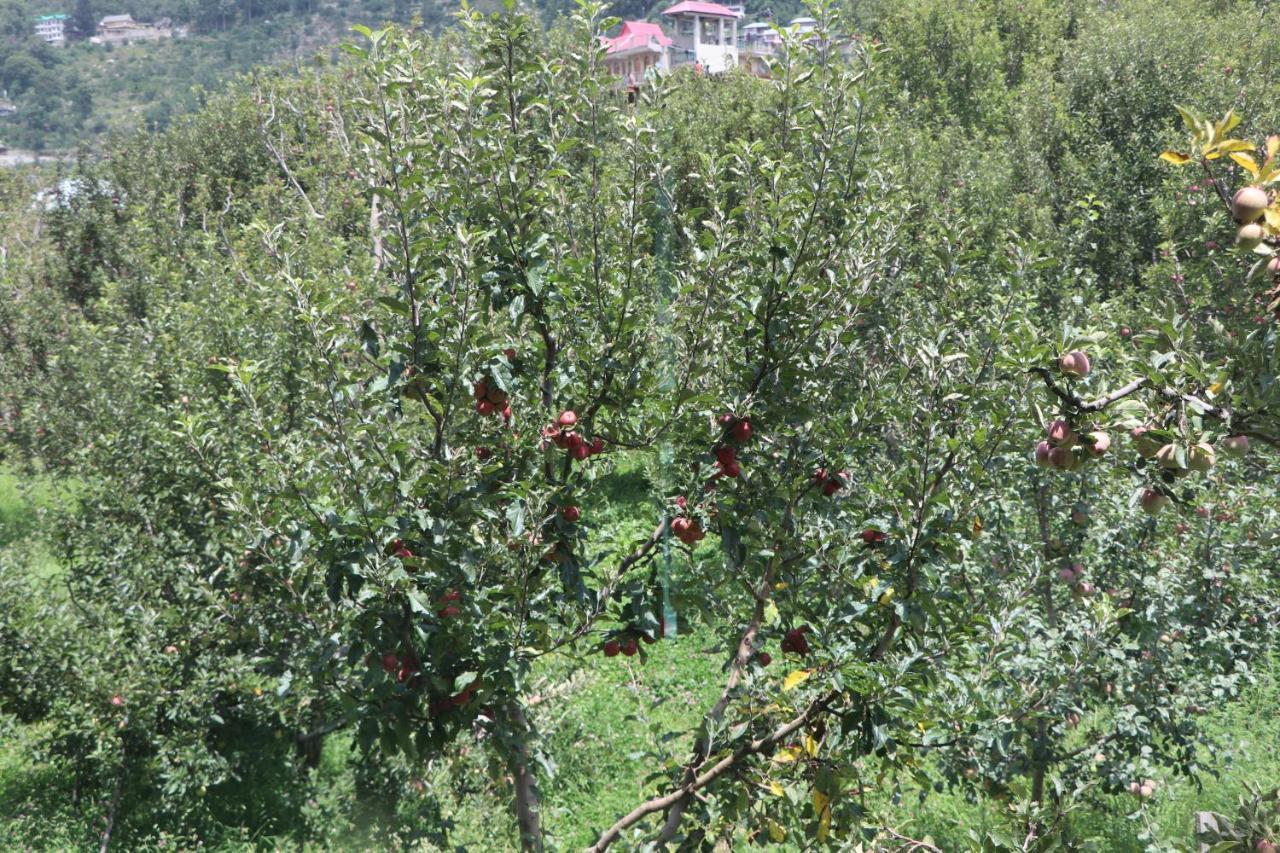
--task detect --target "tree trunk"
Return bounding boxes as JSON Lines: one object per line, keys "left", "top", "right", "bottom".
{"left": 503, "top": 701, "right": 543, "bottom": 852}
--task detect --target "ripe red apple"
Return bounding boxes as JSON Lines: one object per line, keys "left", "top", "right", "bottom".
{"left": 111, "top": 694, "right": 124, "bottom": 707}
{"left": 822, "top": 479, "right": 840, "bottom": 496}
{"left": 730, "top": 419, "right": 752, "bottom": 442}
{"left": 1058, "top": 566, "right": 1076, "bottom": 583}
{"left": 473, "top": 380, "right": 488, "bottom": 400}
{"left": 437, "top": 604, "right": 461, "bottom": 619}
{"left": 476, "top": 399, "right": 494, "bottom": 415}
{"left": 862, "top": 529, "right": 887, "bottom": 546}
{"left": 589, "top": 436, "right": 605, "bottom": 455}
{"left": 1140, "top": 488, "right": 1168, "bottom": 516}
{"left": 671, "top": 517, "right": 690, "bottom": 537}
{"left": 757, "top": 652, "right": 772, "bottom": 666}
{"left": 1047, "top": 419, "right": 1076, "bottom": 448}
{"left": 715, "top": 445, "right": 736, "bottom": 466}
{"left": 437, "top": 589, "right": 462, "bottom": 603}
{"left": 1059, "top": 350, "right": 1091, "bottom": 378}
{"left": 718, "top": 412, "right": 735, "bottom": 425}
{"left": 1269, "top": 256, "right": 1280, "bottom": 275}
{"left": 451, "top": 684, "right": 475, "bottom": 707}
{"left": 675, "top": 495, "right": 687, "bottom": 509}
{"left": 603, "top": 640, "right": 620, "bottom": 657}
{"left": 1221, "top": 434, "right": 1249, "bottom": 457}
{"left": 561, "top": 505, "right": 581, "bottom": 522}
{"left": 380, "top": 653, "right": 399, "bottom": 673}
{"left": 502, "top": 405, "right": 513, "bottom": 421}
{"left": 1232, "top": 186, "right": 1269, "bottom": 223}
{"left": 475, "top": 446, "right": 491, "bottom": 461}
{"left": 1048, "top": 446, "right": 1077, "bottom": 470}
{"left": 571, "top": 443, "right": 590, "bottom": 461}
{"left": 720, "top": 459, "right": 741, "bottom": 478}
{"left": 1034, "top": 440, "right": 1053, "bottom": 468}
{"left": 558, "top": 410, "right": 577, "bottom": 427}
{"left": 1255, "top": 840, "right": 1278, "bottom": 853}
{"left": 1236, "top": 222, "right": 1265, "bottom": 251}
{"left": 1085, "top": 431, "right": 1110, "bottom": 457}
{"left": 621, "top": 638, "right": 638, "bottom": 657}
{"left": 503, "top": 347, "right": 517, "bottom": 360}
{"left": 1070, "top": 509, "right": 1087, "bottom": 525}
{"left": 813, "top": 467, "right": 828, "bottom": 484}
{"left": 1119, "top": 326, "right": 1132, "bottom": 338}
{"left": 566, "top": 431, "right": 585, "bottom": 449}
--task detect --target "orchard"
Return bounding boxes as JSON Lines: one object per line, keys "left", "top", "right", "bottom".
{"left": 1, "top": 0, "right": 1280, "bottom": 850}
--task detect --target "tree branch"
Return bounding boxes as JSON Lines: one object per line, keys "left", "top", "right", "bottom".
{"left": 585, "top": 693, "right": 835, "bottom": 852}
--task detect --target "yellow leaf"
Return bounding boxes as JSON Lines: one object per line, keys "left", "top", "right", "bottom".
{"left": 814, "top": 789, "right": 832, "bottom": 841}
{"left": 804, "top": 734, "right": 820, "bottom": 757}
{"left": 878, "top": 586, "right": 896, "bottom": 606}
{"left": 1265, "top": 207, "right": 1280, "bottom": 230}
{"left": 774, "top": 581, "right": 788, "bottom": 591}
{"left": 1159, "top": 150, "right": 1191, "bottom": 166}
{"left": 972, "top": 516, "right": 983, "bottom": 536}
{"left": 767, "top": 780, "right": 785, "bottom": 796}
{"left": 768, "top": 818, "right": 785, "bottom": 842}
{"left": 1230, "top": 152, "right": 1260, "bottom": 176}
{"left": 1268, "top": 135, "right": 1280, "bottom": 162}
{"left": 783, "top": 669, "right": 812, "bottom": 692}
{"left": 773, "top": 746, "right": 801, "bottom": 764}
{"left": 1209, "top": 382, "right": 1223, "bottom": 395}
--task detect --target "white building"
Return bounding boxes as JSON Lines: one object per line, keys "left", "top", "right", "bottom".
{"left": 661, "top": 0, "right": 742, "bottom": 74}
{"left": 34, "top": 13, "right": 70, "bottom": 46}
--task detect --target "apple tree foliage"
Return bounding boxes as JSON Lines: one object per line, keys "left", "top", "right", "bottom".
{"left": 0, "top": 0, "right": 1279, "bottom": 849}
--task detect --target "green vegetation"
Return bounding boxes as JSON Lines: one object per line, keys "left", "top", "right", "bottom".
{"left": 3, "top": 0, "right": 1280, "bottom": 848}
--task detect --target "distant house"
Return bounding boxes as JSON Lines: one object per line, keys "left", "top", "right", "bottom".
{"left": 34, "top": 13, "right": 70, "bottom": 47}
{"left": 662, "top": 1, "right": 742, "bottom": 73}
{"left": 603, "top": 22, "right": 673, "bottom": 85}
{"left": 92, "top": 14, "right": 173, "bottom": 44}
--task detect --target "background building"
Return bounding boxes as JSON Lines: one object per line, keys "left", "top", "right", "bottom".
{"left": 33, "top": 13, "right": 70, "bottom": 47}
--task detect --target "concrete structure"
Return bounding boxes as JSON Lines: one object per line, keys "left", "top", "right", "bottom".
{"left": 92, "top": 14, "right": 173, "bottom": 45}
{"left": 661, "top": 0, "right": 742, "bottom": 73}
{"left": 34, "top": 13, "right": 70, "bottom": 46}
{"left": 603, "top": 21, "right": 674, "bottom": 85}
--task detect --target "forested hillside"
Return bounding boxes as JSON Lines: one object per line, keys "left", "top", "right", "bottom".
{"left": 2, "top": 0, "right": 1280, "bottom": 849}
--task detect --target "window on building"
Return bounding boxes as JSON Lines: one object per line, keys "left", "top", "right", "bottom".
{"left": 700, "top": 18, "right": 719, "bottom": 44}
{"left": 678, "top": 19, "right": 694, "bottom": 36}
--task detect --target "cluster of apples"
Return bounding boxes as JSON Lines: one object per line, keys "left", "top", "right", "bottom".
{"left": 541, "top": 410, "right": 605, "bottom": 461}
{"left": 1057, "top": 562, "right": 1096, "bottom": 598}
{"left": 472, "top": 378, "right": 513, "bottom": 422}
{"left": 601, "top": 630, "right": 657, "bottom": 658}
{"left": 670, "top": 514, "right": 707, "bottom": 545}
{"left": 780, "top": 626, "right": 810, "bottom": 656}
{"left": 1131, "top": 428, "right": 1249, "bottom": 515}
{"left": 1127, "top": 778, "right": 1158, "bottom": 799}
{"left": 379, "top": 651, "right": 420, "bottom": 684}
{"left": 427, "top": 682, "right": 477, "bottom": 716}
{"left": 437, "top": 589, "right": 462, "bottom": 619}
{"left": 709, "top": 413, "right": 752, "bottom": 479}
{"left": 813, "top": 467, "right": 849, "bottom": 497}
{"left": 1232, "top": 186, "right": 1275, "bottom": 254}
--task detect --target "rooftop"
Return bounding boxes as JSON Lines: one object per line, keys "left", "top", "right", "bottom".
{"left": 661, "top": 1, "right": 743, "bottom": 18}
{"left": 35, "top": 13, "right": 69, "bottom": 20}
{"left": 604, "top": 20, "right": 672, "bottom": 53}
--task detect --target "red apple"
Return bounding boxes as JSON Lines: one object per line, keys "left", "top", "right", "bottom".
{"left": 1140, "top": 488, "right": 1168, "bottom": 516}
{"left": 1085, "top": 431, "right": 1110, "bottom": 457}
{"left": 558, "top": 410, "right": 577, "bottom": 427}
{"left": 730, "top": 419, "right": 752, "bottom": 442}
{"left": 589, "top": 436, "right": 605, "bottom": 455}
{"left": 715, "top": 446, "right": 736, "bottom": 466}
{"left": 1047, "top": 419, "right": 1076, "bottom": 447}
{"left": 1221, "top": 434, "right": 1249, "bottom": 457}
{"left": 720, "top": 459, "right": 741, "bottom": 478}
{"left": 757, "top": 652, "right": 772, "bottom": 666}
{"left": 1034, "top": 440, "right": 1053, "bottom": 468}
{"left": 603, "top": 640, "right": 620, "bottom": 657}
{"left": 1188, "top": 442, "right": 1215, "bottom": 472}
{"left": 475, "top": 446, "right": 491, "bottom": 461}
{"left": 862, "top": 529, "right": 887, "bottom": 546}
{"left": 1059, "top": 350, "right": 1091, "bottom": 378}
{"left": 621, "top": 638, "right": 638, "bottom": 657}
{"left": 561, "top": 505, "right": 581, "bottom": 522}
{"left": 571, "top": 443, "right": 590, "bottom": 461}
{"left": 476, "top": 399, "right": 494, "bottom": 415}
{"left": 1232, "top": 186, "right": 1268, "bottom": 223}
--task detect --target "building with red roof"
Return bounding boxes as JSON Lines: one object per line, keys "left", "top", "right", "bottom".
{"left": 662, "top": 0, "right": 741, "bottom": 73}
{"left": 602, "top": 21, "right": 673, "bottom": 84}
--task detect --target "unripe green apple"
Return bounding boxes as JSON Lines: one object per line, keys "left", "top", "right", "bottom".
{"left": 1221, "top": 434, "right": 1249, "bottom": 457}
{"left": 1236, "top": 223, "right": 1265, "bottom": 251}
{"left": 1232, "top": 186, "right": 1269, "bottom": 223}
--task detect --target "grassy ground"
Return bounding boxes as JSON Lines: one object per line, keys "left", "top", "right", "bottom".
{"left": 1, "top": 463, "right": 1277, "bottom": 850}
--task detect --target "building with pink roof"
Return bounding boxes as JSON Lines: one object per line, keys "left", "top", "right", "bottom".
{"left": 662, "top": 0, "right": 741, "bottom": 73}
{"left": 602, "top": 21, "right": 673, "bottom": 83}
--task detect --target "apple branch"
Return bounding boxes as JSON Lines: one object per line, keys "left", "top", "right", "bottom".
{"left": 585, "top": 693, "right": 836, "bottom": 852}
{"left": 1031, "top": 367, "right": 1149, "bottom": 412}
